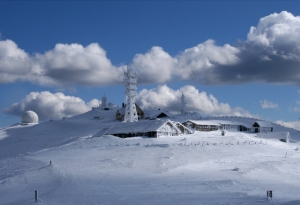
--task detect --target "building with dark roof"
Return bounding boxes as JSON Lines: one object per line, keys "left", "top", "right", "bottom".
{"left": 253, "top": 121, "right": 274, "bottom": 133}
{"left": 105, "top": 119, "right": 192, "bottom": 138}
{"left": 116, "top": 103, "right": 145, "bottom": 121}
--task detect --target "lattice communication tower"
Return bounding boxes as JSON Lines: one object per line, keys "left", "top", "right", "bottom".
{"left": 124, "top": 66, "right": 138, "bottom": 122}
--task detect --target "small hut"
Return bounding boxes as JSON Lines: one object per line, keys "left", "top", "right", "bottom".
{"left": 116, "top": 103, "right": 144, "bottom": 121}
{"left": 148, "top": 111, "right": 172, "bottom": 120}
{"left": 253, "top": 121, "right": 274, "bottom": 133}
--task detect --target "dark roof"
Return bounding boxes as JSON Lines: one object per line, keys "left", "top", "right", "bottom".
{"left": 185, "top": 120, "right": 220, "bottom": 126}
{"left": 105, "top": 120, "right": 180, "bottom": 135}
{"left": 253, "top": 121, "right": 274, "bottom": 127}
{"left": 184, "top": 120, "right": 252, "bottom": 128}
{"left": 149, "top": 111, "right": 172, "bottom": 119}
{"left": 117, "top": 103, "right": 143, "bottom": 115}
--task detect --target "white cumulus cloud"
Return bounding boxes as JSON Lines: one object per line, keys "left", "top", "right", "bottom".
{"left": 291, "top": 100, "right": 300, "bottom": 112}
{"left": 247, "top": 11, "right": 300, "bottom": 59}
{"left": 0, "top": 41, "right": 124, "bottom": 87}
{"left": 132, "top": 46, "right": 176, "bottom": 84}
{"left": 135, "top": 84, "right": 255, "bottom": 117}
{"left": 3, "top": 91, "right": 100, "bottom": 120}
{"left": 175, "top": 40, "right": 240, "bottom": 83}
{"left": 1, "top": 11, "right": 300, "bottom": 86}
{"left": 3, "top": 86, "right": 257, "bottom": 120}
{"left": 275, "top": 120, "right": 300, "bottom": 131}
{"left": 34, "top": 43, "right": 124, "bottom": 86}
{"left": 0, "top": 40, "right": 32, "bottom": 83}
{"left": 260, "top": 99, "right": 279, "bottom": 109}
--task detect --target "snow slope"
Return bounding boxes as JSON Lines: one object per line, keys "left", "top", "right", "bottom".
{"left": 1, "top": 112, "right": 300, "bottom": 205}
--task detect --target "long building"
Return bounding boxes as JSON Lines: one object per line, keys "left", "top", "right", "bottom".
{"left": 183, "top": 119, "right": 273, "bottom": 133}
{"left": 105, "top": 119, "right": 193, "bottom": 138}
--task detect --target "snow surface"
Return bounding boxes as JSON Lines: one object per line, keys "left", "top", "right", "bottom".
{"left": 1, "top": 110, "right": 300, "bottom": 205}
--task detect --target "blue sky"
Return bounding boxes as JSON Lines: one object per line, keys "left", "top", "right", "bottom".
{"left": 1, "top": 1, "right": 300, "bottom": 128}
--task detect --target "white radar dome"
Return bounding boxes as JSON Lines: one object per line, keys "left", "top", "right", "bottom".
{"left": 22, "top": 110, "right": 39, "bottom": 124}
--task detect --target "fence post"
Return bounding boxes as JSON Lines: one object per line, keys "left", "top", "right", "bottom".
{"left": 286, "top": 132, "right": 290, "bottom": 143}
{"left": 266, "top": 190, "right": 272, "bottom": 200}
{"left": 35, "top": 190, "right": 38, "bottom": 202}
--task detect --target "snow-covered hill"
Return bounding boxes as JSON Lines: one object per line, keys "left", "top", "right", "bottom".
{"left": 1, "top": 111, "right": 300, "bottom": 204}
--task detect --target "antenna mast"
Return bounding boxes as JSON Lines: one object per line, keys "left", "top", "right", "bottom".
{"left": 181, "top": 92, "right": 186, "bottom": 115}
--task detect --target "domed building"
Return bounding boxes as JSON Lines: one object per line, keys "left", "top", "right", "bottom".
{"left": 21, "top": 110, "right": 39, "bottom": 124}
